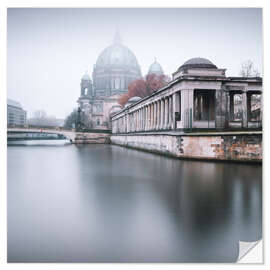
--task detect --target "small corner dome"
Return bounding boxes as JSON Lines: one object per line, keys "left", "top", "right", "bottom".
{"left": 124, "top": 96, "right": 142, "bottom": 108}
{"left": 81, "top": 72, "right": 91, "bottom": 81}
{"left": 128, "top": 96, "right": 142, "bottom": 102}
{"left": 148, "top": 60, "right": 164, "bottom": 75}
{"left": 109, "top": 105, "right": 122, "bottom": 115}
{"left": 178, "top": 57, "right": 217, "bottom": 71}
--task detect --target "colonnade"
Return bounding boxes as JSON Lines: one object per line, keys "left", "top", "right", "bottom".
{"left": 112, "top": 93, "right": 179, "bottom": 134}
{"left": 111, "top": 87, "right": 262, "bottom": 134}
{"left": 127, "top": 94, "right": 175, "bottom": 132}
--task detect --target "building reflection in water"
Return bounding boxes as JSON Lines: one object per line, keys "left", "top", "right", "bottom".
{"left": 8, "top": 144, "right": 261, "bottom": 262}
{"left": 75, "top": 145, "right": 262, "bottom": 262}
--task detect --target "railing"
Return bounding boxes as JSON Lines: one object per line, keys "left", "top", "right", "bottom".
{"left": 75, "top": 128, "right": 112, "bottom": 134}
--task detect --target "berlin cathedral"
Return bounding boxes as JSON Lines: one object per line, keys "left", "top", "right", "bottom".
{"left": 77, "top": 30, "right": 164, "bottom": 129}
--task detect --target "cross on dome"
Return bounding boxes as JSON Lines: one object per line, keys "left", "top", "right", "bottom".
{"left": 114, "top": 28, "right": 122, "bottom": 44}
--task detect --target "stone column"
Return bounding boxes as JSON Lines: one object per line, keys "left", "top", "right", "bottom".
{"left": 148, "top": 105, "right": 151, "bottom": 130}
{"left": 173, "top": 92, "right": 180, "bottom": 129}
{"left": 152, "top": 103, "right": 154, "bottom": 130}
{"left": 156, "top": 101, "right": 159, "bottom": 129}
{"left": 229, "top": 93, "right": 234, "bottom": 121}
{"left": 144, "top": 106, "right": 147, "bottom": 130}
{"left": 168, "top": 96, "right": 172, "bottom": 129}
{"left": 126, "top": 114, "right": 129, "bottom": 133}
{"left": 130, "top": 113, "right": 133, "bottom": 132}
{"left": 140, "top": 108, "right": 142, "bottom": 131}
{"left": 154, "top": 102, "right": 156, "bottom": 130}
{"left": 134, "top": 111, "right": 136, "bottom": 132}
{"left": 151, "top": 103, "right": 154, "bottom": 130}
{"left": 149, "top": 104, "right": 152, "bottom": 130}
{"left": 242, "top": 91, "right": 248, "bottom": 128}
{"left": 161, "top": 99, "right": 164, "bottom": 129}
{"left": 141, "top": 108, "right": 143, "bottom": 131}
{"left": 160, "top": 99, "right": 163, "bottom": 129}
{"left": 247, "top": 93, "right": 251, "bottom": 124}
{"left": 164, "top": 97, "right": 168, "bottom": 129}
{"left": 142, "top": 108, "right": 144, "bottom": 131}
{"left": 134, "top": 112, "right": 136, "bottom": 132}
{"left": 215, "top": 89, "right": 227, "bottom": 129}
{"left": 157, "top": 100, "right": 160, "bottom": 130}
{"left": 136, "top": 111, "right": 138, "bottom": 132}
{"left": 137, "top": 110, "right": 139, "bottom": 131}
{"left": 168, "top": 97, "right": 171, "bottom": 129}
{"left": 167, "top": 97, "right": 170, "bottom": 129}
{"left": 149, "top": 104, "right": 151, "bottom": 130}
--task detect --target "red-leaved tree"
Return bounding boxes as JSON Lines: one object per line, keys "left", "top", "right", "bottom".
{"left": 118, "top": 74, "right": 170, "bottom": 107}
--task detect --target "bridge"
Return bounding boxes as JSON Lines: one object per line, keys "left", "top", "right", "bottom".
{"left": 8, "top": 127, "right": 76, "bottom": 142}
{"left": 7, "top": 127, "right": 111, "bottom": 144}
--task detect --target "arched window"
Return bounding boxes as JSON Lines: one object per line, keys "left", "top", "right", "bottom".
{"left": 84, "top": 88, "right": 88, "bottom": 95}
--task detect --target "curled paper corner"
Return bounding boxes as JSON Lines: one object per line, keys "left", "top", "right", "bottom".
{"left": 237, "top": 239, "right": 263, "bottom": 263}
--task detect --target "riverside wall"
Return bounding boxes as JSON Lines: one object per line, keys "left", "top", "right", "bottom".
{"left": 110, "top": 132, "right": 262, "bottom": 162}
{"left": 74, "top": 132, "right": 111, "bottom": 144}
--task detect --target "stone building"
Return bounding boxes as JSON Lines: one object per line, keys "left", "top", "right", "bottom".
{"left": 111, "top": 57, "right": 262, "bottom": 133}
{"left": 7, "top": 99, "right": 27, "bottom": 127}
{"left": 77, "top": 31, "right": 143, "bottom": 129}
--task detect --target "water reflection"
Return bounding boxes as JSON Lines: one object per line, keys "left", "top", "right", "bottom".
{"left": 8, "top": 144, "right": 262, "bottom": 262}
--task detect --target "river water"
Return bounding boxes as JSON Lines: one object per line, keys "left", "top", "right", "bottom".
{"left": 7, "top": 141, "right": 262, "bottom": 262}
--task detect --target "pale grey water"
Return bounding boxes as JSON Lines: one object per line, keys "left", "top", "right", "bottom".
{"left": 7, "top": 142, "right": 262, "bottom": 262}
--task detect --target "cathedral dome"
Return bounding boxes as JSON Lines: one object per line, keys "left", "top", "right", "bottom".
{"left": 148, "top": 59, "right": 163, "bottom": 75}
{"left": 96, "top": 44, "right": 140, "bottom": 69}
{"left": 178, "top": 57, "right": 217, "bottom": 71}
{"left": 92, "top": 30, "right": 141, "bottom": 95}
{"left": 95, "top": 31, "right": 140, "bottom": 70}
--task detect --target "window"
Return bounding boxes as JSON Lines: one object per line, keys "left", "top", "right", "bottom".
{"left": 230, "top": 94, "right": 243, "bottom": 121}
{"left": 250, "top": 94, "right": 261, "bottom": 121}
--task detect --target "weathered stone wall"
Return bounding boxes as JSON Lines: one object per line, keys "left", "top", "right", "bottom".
{"left": 74, "top": 132, "right": 111, "bottom": 144}
{"left": 110, "top": 133, "right": 262, "bottom": 162}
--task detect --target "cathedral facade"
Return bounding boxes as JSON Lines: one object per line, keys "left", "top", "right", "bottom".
{"left": 77, "top": 31, "right": 163, "bottom": 129}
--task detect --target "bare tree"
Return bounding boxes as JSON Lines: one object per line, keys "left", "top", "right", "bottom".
{"left": 28, "top": 110, "right": 60, "bottom": 127}
{"left": 239, "top": 60, "right": 260, "bottom": 77}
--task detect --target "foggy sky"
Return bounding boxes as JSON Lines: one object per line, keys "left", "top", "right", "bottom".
{"left": 7, "top": 8, "right": 262, "bottom": 119}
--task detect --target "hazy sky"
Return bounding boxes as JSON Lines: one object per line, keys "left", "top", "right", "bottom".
{"left": 7, "top": 8, "right": 262, "bottom": 119}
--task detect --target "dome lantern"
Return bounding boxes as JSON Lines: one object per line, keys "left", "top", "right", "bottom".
{"left": 81, "top": 71, "right": 91, "bottom": 81}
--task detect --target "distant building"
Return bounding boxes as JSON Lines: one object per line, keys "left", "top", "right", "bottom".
{"left": 7, "top": 99, "right": 27, "bottom": 126}
{"left": 77, "top": 30, "right": 164, "bottom": 129}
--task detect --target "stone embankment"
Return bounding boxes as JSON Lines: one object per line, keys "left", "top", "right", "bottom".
{"left": 110, "top": 131, "right": 262, "bottom": 162}
{"left": 74, "top": 132, "right": 111, "bottom": 144}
